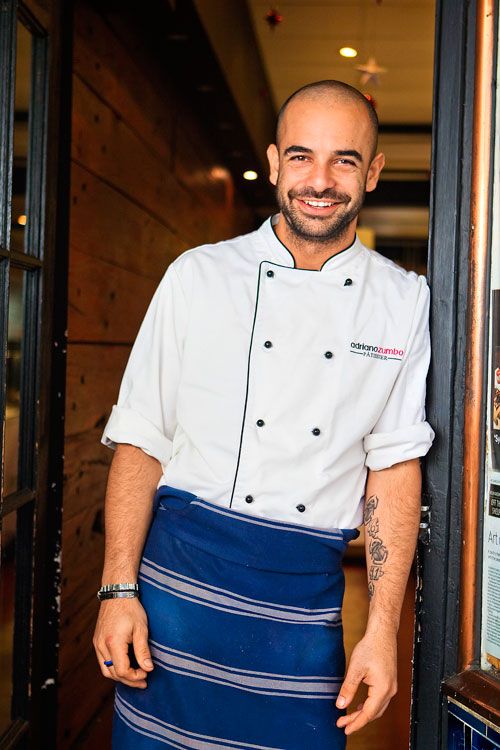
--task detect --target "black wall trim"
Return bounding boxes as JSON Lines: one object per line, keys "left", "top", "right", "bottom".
{"left": 363, "top": 180, "right": 430, "bottom": 207}
{"left": 411, "top": 1, "right": 477, "bottom": 748}
{"left": 378, "top": 124, "right": 432, "bottom": 135}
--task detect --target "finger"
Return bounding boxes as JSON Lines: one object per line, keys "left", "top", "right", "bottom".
{"left": 344, "top": 710, "right": 375, "bottom": 735}
{"left": 343, "top": 707, "right": 374, "bottom": 735}
{"left": 336, "top": 707, "right": 363, "bottom": 729}
{"left": 132, "top": 623, "right": 154, "bottom": 672}
{"left": 113, "top": 674, "right": 148, "bottom": 689}
{"left": 336, "top": 703, "right": 365, "bottom": 728}
{"left": 343, "top": 695, "right": 389, "bottom": 735}
{"left": 99, "top": 648, "right": 147, "bottom": 688}
{"left": 106, "top": 634, "right": 147, "bottom": 683}
{"left": 336, "top": 669, "right": 363, "bottom": 710}
{"left": 94, "top": 644, "right": 118, "bottom": 681}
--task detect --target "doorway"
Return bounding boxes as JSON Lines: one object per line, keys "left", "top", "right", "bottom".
{"left": 240, "top": 2, "right": 435, "bottom": 748}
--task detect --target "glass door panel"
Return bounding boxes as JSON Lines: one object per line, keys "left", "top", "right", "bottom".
{"left": 11, "top": 21, "right": 32, "bottom": 254}
{"left": 0, "top": 511, "right": 16, "bottom": 734}
{"left": 4, "top": 267, "right": 25, "bottom": 496}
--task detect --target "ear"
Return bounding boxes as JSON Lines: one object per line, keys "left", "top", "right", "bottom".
{"left": 267, "top": 143, "right": 279, "bottom": 186}
{"left": 365, "top": 152, "right": 385, "bottom": 193}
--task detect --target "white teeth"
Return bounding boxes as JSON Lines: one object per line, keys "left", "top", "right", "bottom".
{"left": 303, "top": 200, "right": 334, "bottom": 207}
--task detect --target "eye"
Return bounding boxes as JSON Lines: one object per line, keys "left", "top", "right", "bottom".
{"left": 335, "top": 158, "right": 356, "bottom": 166}
{"left": 290, "top": 154, "right": 309, "bottom": 162}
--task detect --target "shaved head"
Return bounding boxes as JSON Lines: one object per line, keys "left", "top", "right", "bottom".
{"left": 276, "top": 79, "right": 379, "bottom": 159}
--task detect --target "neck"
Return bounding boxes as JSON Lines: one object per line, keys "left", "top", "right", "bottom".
{"left": 274, "top": 215, "right": 357, "bottom": 270}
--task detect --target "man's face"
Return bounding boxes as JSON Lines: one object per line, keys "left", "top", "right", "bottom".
{"left": 267, "top": 98, "right": 384, "bottom": 244}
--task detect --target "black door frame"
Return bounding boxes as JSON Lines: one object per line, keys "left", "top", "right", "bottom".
{"left": 411, "top": 0, "right": 491, "bottom": 747}
{"left": 28, "top": 0, "right": 72, "bottom": 745}
{"left": 0, "top": 1, "right": 72, "bottom": 747}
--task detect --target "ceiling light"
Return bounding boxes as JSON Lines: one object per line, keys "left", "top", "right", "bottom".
{"left": 210, "top": 167, "right": 230, "bottom": 180}
{"left": 243, "top": 170, "right": 258, "bottom": 181}
{"left": 339, "top": 47, "right": 358, "bottom": 58}
{"left": 17, "top": 215, "right": 26, "bottom": 226}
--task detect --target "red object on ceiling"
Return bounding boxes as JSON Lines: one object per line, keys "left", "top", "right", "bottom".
{"left": 265, "top": 8, "right": 283, "bottom": 29}
{"left": 363, "top": 93, "right": 378, "bottom": 110}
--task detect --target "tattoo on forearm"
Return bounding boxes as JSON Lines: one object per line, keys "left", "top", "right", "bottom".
{"left": 363, "top": 494, "right": 389, "bottom": 600}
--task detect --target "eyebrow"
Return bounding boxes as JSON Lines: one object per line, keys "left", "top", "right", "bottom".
{"left": 284, "top": 145, "right": 313, "bottom": 155}
{"left": 283, "top": 145, "right": 363, "bottom": 163}
{"left": 335, "top": 149, "right": 363, "bottom": 163}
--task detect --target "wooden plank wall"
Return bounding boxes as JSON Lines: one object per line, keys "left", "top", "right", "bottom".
{"left": 58, "top": 2, "right": 254, "bottom": 745}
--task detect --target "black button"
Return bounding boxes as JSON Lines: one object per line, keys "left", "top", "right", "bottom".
{"left": 256, "top": 419, "right": 265, "bottom": 427}
{"left": 245, "top": 495, "right": 254, "bottom": 503}
{"left": 312, "top": 427, "right": 321, "bottom": 436}
{"left": 324, "top": 351, "right": 333, "bottom": 359}
{"left": 264, "top": 340, "right": 273, "bottom": 348}
{"left": 344, "top": 278, "right": 353, "bottom": 286}
{"left": 266, "top": 270, "right": 274, "bottom": 278}
{"left": 296, "top": 504, "right": 306, "bottom": 513}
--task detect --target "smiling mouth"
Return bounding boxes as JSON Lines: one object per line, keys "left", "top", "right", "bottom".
{"left": 296, "top": 198, "right": 343, "bottom": 210}
{"left": 303, "top": 199, "right": 335, "bottom": 207}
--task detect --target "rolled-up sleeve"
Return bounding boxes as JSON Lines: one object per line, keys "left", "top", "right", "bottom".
{"left": 101, "top": 264, "right": 187, "bottom": 467}
{"left": 363, "top": 276, "right": 435, "bottom": 470}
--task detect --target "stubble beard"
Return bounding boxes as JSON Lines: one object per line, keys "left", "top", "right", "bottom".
{"left": 276, "top": 185, "right": 365, "bottom": 245}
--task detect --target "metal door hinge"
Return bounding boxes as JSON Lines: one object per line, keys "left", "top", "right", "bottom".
{"left": 419, "top": 503, "right": 431, "bottom": 545}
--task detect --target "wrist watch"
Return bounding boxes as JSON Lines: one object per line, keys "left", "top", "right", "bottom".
{"left": 97, "top": 583, "right": 139, "bottom": 600}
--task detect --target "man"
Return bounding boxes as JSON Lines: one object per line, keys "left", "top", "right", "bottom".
{"left": 94, "top": 80, "right": 434, "bottom": 748}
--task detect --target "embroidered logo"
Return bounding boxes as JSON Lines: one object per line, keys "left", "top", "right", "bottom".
{"left": 350, "top": 341, "right": 405, "bottom": 361}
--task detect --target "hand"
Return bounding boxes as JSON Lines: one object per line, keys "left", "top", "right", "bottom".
{"left": 93, "top": 597, "right": 154, "bottom": 688}
{"left": 335, "top": 632, "right": 398, "bottom": 735}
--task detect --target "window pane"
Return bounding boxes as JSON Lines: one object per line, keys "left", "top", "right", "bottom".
{"left": 4, "top": 268, "right": 25, "bottom": 496}
{"left": 0, "top": 511, "right": 16, "bottom": 733}
{"left": 11, "top": 21, "right": 32, "bottom": 254}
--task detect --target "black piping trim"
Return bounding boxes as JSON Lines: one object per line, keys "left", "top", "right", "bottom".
{"left": 271, "top": 224, "right": 296, "bottom": 268}
{"left": 319, "top": 237, "right": 356, "bottom": 270}
{"left": 270, "top": 222, "right": 357, "bottom": 272}
{"left": 229, "top": 262, "right": 264, "bottom": 507}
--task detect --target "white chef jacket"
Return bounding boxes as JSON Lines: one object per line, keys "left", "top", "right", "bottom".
{"left": 102, "top": 216, "right": 434, "bottom": 529}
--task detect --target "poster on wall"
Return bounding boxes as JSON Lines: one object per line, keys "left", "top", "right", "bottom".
{"left": 488, "top": 294, "right": 500, "bottom": 665}
{"left": 485, "top": 483, "right": 500, "bottom": 668}
{"left": 492, "top": 290, "right": 500, "bottom": 471}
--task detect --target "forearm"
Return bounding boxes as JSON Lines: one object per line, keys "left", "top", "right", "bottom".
{"left": 336, "top": 459, "right": 421, "bottom": 732}
{"left": 363, "top": 458, "right": 422, "bottom": 636}
{"left": 101, "top": 443, "right": 163, "bottom": 584}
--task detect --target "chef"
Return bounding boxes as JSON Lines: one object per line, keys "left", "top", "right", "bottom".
{"left": 93, "top": 79, "right": 434, "bottom": 749}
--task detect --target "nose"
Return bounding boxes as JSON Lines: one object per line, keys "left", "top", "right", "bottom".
{"left": 307, "top": 160, "right": 337, "bottom": 193}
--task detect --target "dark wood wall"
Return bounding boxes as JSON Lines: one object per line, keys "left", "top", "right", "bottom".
{"left": 58, "top": 2, "right": 254, "bottom": 745}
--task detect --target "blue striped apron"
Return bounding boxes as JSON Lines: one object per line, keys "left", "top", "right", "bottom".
{"left": 113, "top": 486, "right": 358, "bottom": 749}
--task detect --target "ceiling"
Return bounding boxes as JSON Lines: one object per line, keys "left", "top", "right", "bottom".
{"left": 247, "top": 0, "right": 436, "bottom": 125}
{"left": 243, "top": 0, "right": 436, "bottom": 238}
